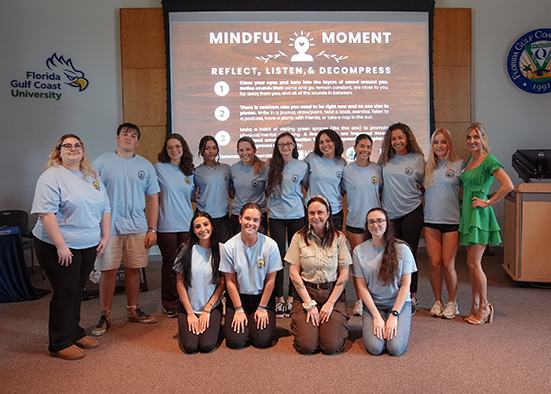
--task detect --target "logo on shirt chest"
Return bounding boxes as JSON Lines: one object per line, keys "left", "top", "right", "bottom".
{"left": 223, "top": 173, "right": 229, "bottom": 181}
{"left": 185, "top": 177, "right": 191, "bottom": 184}
{"left": 93, "top": 181, "right": 100, "bottom": 190}
{"left": 291, "top": 174, "right": 300, "bottom": 184}
{"left": 404, "top": 167, "right": 413, "bottom": 176}
{"left": 251, "top": 178, "right": 260, "bottom": 189}
{"left": 137, "top": 170, "right": 146, "bottom": 180}
{"left": 445, "top": 169, "right": 455, "bottom": 178}
{"left": 371, "top": 176, "right": 378, "bottom": 184}
{"left": 258, "top": 259, "right": 265, "bottom": 268}
{"left": 336, "top": 171, "right": 342, "bottom": 178}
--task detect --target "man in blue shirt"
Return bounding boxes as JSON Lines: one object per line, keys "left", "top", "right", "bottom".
{"left": 91, "top": 123, "right": 160, "bottom": 336}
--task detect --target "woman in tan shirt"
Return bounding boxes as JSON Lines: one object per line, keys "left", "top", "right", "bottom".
{"left": 285, "top": 195, "right": 352, "bottom": 354}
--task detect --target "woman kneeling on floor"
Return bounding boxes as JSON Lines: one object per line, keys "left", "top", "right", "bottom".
{"left": 352, "top": 208, "right": 417, "bottom": 356}
{"left": 220, "top": 202, "right": 282, "bottom": 349}
{"left": 286, "top": 195, "right": 351, "bottom": 354}
{"left": 174, "top": 212, "right": 225, "bottom": 353}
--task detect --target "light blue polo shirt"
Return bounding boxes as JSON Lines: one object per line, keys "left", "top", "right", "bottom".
{"left": 424, "top": 160, "right": 465, "bottom": 225}
{"left": 342, "top": 162, "right": 382, "bottom": 228}
{"left": 194, "top": 163, "right": 231, "bottom": 219}
{"left": 230, "top": 161, "right": 267, "bottom": 214}
{"left": 304, "top": 152, "right": 347, "bottom": 214}
{"left": 380, "top": 153, "right": 425, "bottom": 220}
{"left": 93, "top": 152, "right": 160, "bottom": 235}
{"left": 352, "top": 240, "right": 417, "bottom": 309}
{"left": 267, "top": 159, "right": 309, "bottom": 220}
{"left": 219, "top": 232, "right": 282, "bottom": 295}
{"left": 155, "top": 162, "right": 195, "bottom": 233}
{"left": 31, "top": 165, "right": 111, "bottom": 249}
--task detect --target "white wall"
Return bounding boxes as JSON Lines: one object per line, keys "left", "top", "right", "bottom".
{"left": 0, "top": 0, "right": 161, "bottom": 215}
{"left": 1, "top": 0, "right": 549, "bottom": 231}
{"left": 435, "top": 0, "right": 551, "bottom": 229}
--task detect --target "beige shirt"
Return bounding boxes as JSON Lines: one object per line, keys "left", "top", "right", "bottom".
{"left": 285, "top": 231, "right": 352, "bottom": 284}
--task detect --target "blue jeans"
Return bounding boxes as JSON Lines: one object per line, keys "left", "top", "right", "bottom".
{"left": 362, "top": 301, "right": 411, "bottom": 356}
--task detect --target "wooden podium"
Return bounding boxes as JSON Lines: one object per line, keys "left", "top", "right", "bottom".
{"left": 503, "top": 183, "right": 551, "bottom": 282}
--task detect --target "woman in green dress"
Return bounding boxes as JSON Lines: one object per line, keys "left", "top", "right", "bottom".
{"left": 459, "top": 123, "right": 513, "bottom": 325}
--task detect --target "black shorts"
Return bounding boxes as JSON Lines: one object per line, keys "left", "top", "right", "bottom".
{"left": 346, "top": 225, "right": 365, "bottom": 235}
{"left": 423, "top": 222, "right": 459, "bottom": 233}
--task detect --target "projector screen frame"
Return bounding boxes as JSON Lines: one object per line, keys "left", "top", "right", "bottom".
{"left": 162, "top": 0, "right": 435, "bottom": 160}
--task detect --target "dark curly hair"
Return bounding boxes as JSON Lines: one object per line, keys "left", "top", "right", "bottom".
{"left": 157, "top": 133, "right": 194, "bottom": 176}
{"left": 313, "top": 129, "right": 344, "bottom": 158}
{"left": 378, "top": 122, "right": 424, "bottom": 165}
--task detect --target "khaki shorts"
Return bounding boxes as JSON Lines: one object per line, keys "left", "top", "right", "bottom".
{"left": 94, "top": 233, "right": 149, "bottom": 271}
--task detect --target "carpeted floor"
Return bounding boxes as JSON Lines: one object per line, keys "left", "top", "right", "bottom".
{"left": 1, "top": 247, "right": 550, "bottom": 393}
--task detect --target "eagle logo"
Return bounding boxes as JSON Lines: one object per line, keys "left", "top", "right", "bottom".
{"left": 46, "top": 53, "right": 89, "bottom": 92}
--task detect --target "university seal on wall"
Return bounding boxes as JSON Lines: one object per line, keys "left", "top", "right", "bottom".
{"left": 507, "top": 29, "right": 551, "bottom": 94}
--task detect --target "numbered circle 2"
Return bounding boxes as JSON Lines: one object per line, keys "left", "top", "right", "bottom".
{"left": 214, "top": 81, "right": 230, "bottom": 97}
{"left": 215, "top": 131, "right": 231, "bottom": 146}
{"left": 215, "top": 106, "right": 230, "bottom": 121}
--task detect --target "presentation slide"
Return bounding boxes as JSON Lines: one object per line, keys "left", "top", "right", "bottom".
{"left": 169, "top": 12, "right": 429, "bottom": 163}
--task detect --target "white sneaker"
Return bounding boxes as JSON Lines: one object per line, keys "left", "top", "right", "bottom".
{"left": 353, "top": 299, "right": 363, "bottom": 316}
{"left": 411, "top": 298, "right": 419, "bottom": 315}
{"left": 441, "top": 302, "right": 459, "bottom": 319}
{"left": 284, "top": 301, "right": 293, "bottom": 318}
{"left": 275, "top": 302, "right": 285, "bottom": 319}
{"left": 430, "top": 301, "right": 443, "bottom": 317}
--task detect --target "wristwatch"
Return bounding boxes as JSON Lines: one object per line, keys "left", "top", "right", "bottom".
{"left": 148, "top": 227, "right": 157, "bottom": 234}
{"left": 391, "top": 310, "right": 400, "bottom": 317}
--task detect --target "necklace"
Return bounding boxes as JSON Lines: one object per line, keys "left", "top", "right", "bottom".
{"left": 205, "top": 163, "right": 218, "bottom": 171}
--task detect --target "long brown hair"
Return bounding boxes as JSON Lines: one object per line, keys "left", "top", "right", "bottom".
{"left": 378, "top": 122, "right": 424, "bottom": 165}
{"left": 266, "top": 132, "right": 298, "bottom": 198}
{"left": 364, "top": 208, "right": 406, "bottom": 286}
{"left": 174, "top": 211, "right": 221, "bottom": 290}
{"left": 157, "top": 133, "right": 195, "bottom": 176}
{"left": 297, "top": 195, "right": 339, "bottom": 248}
{"left": 45, "top": 134, "right": 98, "bottom": 180}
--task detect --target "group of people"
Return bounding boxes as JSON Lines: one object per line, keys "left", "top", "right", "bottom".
{"left": 31, "top": 121, "right": 513, "bottom": 360}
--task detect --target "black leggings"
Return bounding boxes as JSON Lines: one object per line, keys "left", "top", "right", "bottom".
{"left": 269, "top": 217, "right": 305, "bottom": 299}
{"left": 224, "top": 294, "right": 276, "bottom": 349}
{"left": 177, "top": 302, "right": 223, "bottom": 354}
{"left": 390, "top": 204, "right": 423, "bottom": 294}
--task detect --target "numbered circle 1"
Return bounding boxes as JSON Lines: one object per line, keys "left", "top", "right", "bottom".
{"left": 214, "top": 81, "right": 230, "bottom": 97}
{"left": 215, "top": 106, "right": 230, "bottom": 121}
{"left": 215, "top": 131, "right": 231, "bottom": 146}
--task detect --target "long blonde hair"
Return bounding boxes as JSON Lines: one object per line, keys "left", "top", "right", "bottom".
{"left": 466, "top": 122, "right": 490, "bottom": 154}
{"left": 425, "top": 128, "right": 460, "bottom": 187}
{"left": 45, "top": 134, "right": 98, "bottom": 180}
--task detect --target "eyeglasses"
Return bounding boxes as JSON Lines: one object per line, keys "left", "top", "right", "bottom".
{"left": 278, "top": 142, "right": 294, "bottom": 149}
{"left": 60, "top": 143, "right": 83, "bottom": 150}
{"left": 367, "top": 219, "right": 386, "bottom": 226}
